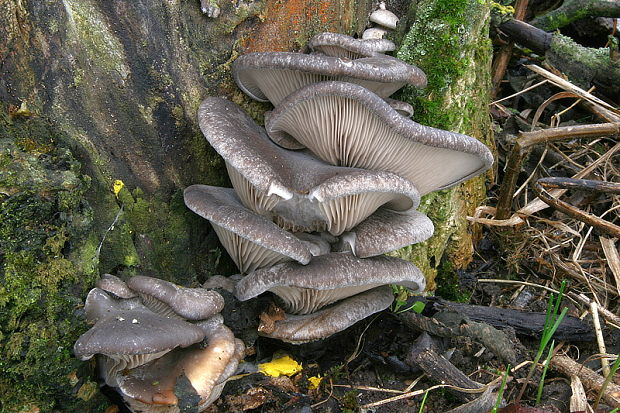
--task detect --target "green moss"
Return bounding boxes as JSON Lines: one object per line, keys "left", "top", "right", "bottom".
{"left": 0, "top": 108, "right": 106, "bottom": 412}
{"left": 394, "top": 0, "right": 493, "bottom": 289}
{"left": 434, "top": 260, "right": 471, "bottom": 302}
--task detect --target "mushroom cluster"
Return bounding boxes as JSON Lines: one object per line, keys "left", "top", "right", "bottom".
{"left": 185, "top": 32, "right": 493, "bottom": 345}
{"left": 74, "top": 274, "right": 244, "bottom": 412}
{"left": 363, "top": 2, "right": 399, "bottom": 40}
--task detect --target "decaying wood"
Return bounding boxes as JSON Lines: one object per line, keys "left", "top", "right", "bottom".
{"left": 551, "top": 354, "right": 620, "bottom": 408}
{"left": 398, "top": 308, "right": 518, "bottom": 365}
{"left": 533, "top": 178, "right": 620, "bottom": 238}
{"left": 426, "top": 297, "right": 595, "bottom": 342}
{"left": 498, "top": 19, "right": 552, "bottom": 55}
{"left": 406, "top": 334, "right": 484, "bottom": 403}
{"left": 530, "top": 0, "right": 620, "bottom": 31}
{"left": 492, "top": 0, "right": 530, "bottom": 97}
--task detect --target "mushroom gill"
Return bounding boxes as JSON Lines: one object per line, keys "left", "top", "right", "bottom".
{"left": 266, "top": 81, "right": 494, "bottom": 195}
{"left": 197, "top": 97, "right": 421, "bottom": 235}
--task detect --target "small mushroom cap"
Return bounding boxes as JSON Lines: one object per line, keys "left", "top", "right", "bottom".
{"left": 362, "top": 27, "right": 388, "bottom": 39}
{"left": 74, "top": 309, "right": 206, "bottom": 360}
{"left": 260, "top": 286, "right": 395, "bottom": 344}
{"left": 126, "top": 275, "right": 225, "bottom": 321}
{"left": 266, "top": 81, "right": 494, "bottom": 195}
{"left": 96, "top": 274, "right": 137, "bottom": 299}
{"left": 234, "top": 252, "right": 425, "bottom": 314}
{"left": 198, "top": 97, "right": 420, "bottom": 235}
{"left": 369, "top": 7, "right": 399, "bottom": 29}
{"left": 308, "top": 32, "right": 395, "bottom": 59}
{"left": 336, "top": 209, "right": 434, "bottom": 257}
{"left": 184, "top": 185, "right": 312, "bottom": 273}
{"left": 233, "top": 52, "right": 426, "bottom": 104}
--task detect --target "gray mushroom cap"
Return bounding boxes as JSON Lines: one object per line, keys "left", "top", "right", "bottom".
{"left": 260, "top": 286, "right": 395, "bottom": 344}
{"left": 198, "top": 97, "right": 421, "bottom": 235}
{"left": 362, "top": 27, "right": 388, "bottom": 40}
{"left": 308, "top": 32, "right": 395, "bottom": 59}
{"left": 83, "top": 287, "right": 144, "bottom": 323}
{"left": 233, "top": 52, "right": 427, "bottom": 105}
{"left": 74, "top": 309, "right": 206, "bottom": 361}
{"left": 335, "top": 209, "right": 434, "bottom": 258}
{"left": 96, "top": 274, "right": 137, "bottom": 299}
{"left": 265, "top": 81, "right": 494, "bottom": 195}
{"left": 234, "top": 252, "right": 425, "bottom": 314}
{"left": 369, "top": 6, "right": 399, "bottom": 30}
{"left": 126, "top": 275, "right": 225, "bottom": 321}
{"left": 184, "top": 185, "right": 312, "bottom": 273}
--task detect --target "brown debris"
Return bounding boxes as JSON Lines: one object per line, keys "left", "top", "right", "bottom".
{"left": 258, "top": 303, "right": 287, "bottom": 334}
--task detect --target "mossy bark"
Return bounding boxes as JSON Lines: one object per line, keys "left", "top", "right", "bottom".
{"left": 393, "top": 0, "right": 495, "bottom": 295}
{"left": 0, "top": 0, "right": 492, "bottom": 410}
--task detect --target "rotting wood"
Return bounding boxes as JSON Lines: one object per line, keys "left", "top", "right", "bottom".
{"left": 424, "top": 296, "right": 595, "bottom": 342}
{"left": 398, "top": 307, "right": 518, "bottom": 365}
{"left": 492, "top": 0, "right": 530, "bottom": 97}
{"left": 445, "top": 387, "right": 499, "bottom": 413}
{"left": 407, "top": 345, "right": 484, "bottom": 403}
{"left": 550, "top": 354, "right": 620, "bottom": 408}
{"left": 569, "top": 375, "right": 590, "bottom": 413}
{"left": 529, "top": 0, "right": 620, "bottom": 31}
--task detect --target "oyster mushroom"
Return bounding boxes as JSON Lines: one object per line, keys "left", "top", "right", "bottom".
{"left": 362, "top": 27, "right": 389, "bottom": 40}
{"left": 198, "top": 97, "right": 421, "bottom": 235}
{"left": 96, "top": 274, "right": 137, "bottom": 299}
{"left": 74, "top": 289, "right": 206, "bottom": 387}
{"left": 126, "top": 275, "right": 225, "bottom": 320}
{"left": 369, "top": 2, "right": 399, "bottom": 30}
{"left": 233, "top": 51, "right": 426, "bottom": 105}
{"left": 384, "top": 97, "right": 414, "bottom": 117}
{"left": 260, "top": 286, "right": 395, "bottom": 344}
{"left": 184, "top": 185, "right": 313, "bottom": 273}
{"left": 118, "top": 315, "right": 243, "bottom": 411}
{"left": 265, "top": 81, "right": 494, "bottom": 195}
{"left": 335, "top": 208, "right": 434, "bottom": 258}
{"left": 234, "top": 252, "right": 425, "bottom": 314}
{"left": 307, "top": 32, "right": 395, "bottom": 59}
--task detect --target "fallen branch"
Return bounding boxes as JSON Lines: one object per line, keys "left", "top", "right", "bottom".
{"left": 407, "top": 341, "right": 484, "bottom": 402}
{"left": 550, "top": 354, "right": 620, "bottom": 408}
{"left": 422, "top": 296, "right": 595, "bottom": 342}
{"left": 530, "top": 0, "right": 620, "bottom": 31}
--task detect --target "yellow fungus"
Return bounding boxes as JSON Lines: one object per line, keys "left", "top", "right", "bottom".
{"left": 113, "top": 180, "right": 124, "bottom": 197}
{"left": 258, "top": 355, "right": 303, "bottom": 377}
{"left": 308, "top": 375, "right": 323, "bottom": 389}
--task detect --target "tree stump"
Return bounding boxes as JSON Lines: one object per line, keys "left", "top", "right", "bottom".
{"left": 0, "top": 0, "right": 493, "bottom": 410}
